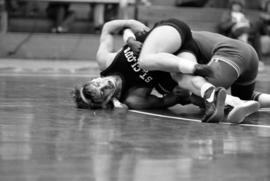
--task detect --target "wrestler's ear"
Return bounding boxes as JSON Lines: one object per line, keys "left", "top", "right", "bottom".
{"left": 71, "top": 86, "right": 91, "bottom": 109}
{"left": 101, "top": 93, "right": 114, "bottom": 109}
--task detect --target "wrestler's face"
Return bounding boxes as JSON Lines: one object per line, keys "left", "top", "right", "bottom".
{"left": 84, "top": 77, "right": 117, "bottom": 105}
{"left": 232, "top": 3, "right": 242, "bottom": 12}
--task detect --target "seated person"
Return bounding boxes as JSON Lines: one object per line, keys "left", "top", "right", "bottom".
{"left": 218, "top": 0, "right": 263, "bottom": 62}
{"left": 46, "top": 2, "right": 75, "bottom": 33}
{"left": 259, "top": 0, "right": 270, "bottom": 54}
{"left": 218, "top": 0, "right": 250, "bottom": 42}
{"left": 260, "top": 0, "right": 270, "bottom": 35}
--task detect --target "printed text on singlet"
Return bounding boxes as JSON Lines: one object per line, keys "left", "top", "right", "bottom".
{"left": 124, "top": 47, "right": 153, "bottom": 83}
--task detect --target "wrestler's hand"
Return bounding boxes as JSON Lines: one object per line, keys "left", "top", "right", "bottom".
{"left": 194, "top": 64, "right": 213, "bottom": 78}
{"left": 128, "top": 20, "right": 150, "bottom": 33}
{"left": 127, "top": 37, "right": 142, "bottom": 56}
{"left": 112, "top": 98, "right": 128, "bottom": 109}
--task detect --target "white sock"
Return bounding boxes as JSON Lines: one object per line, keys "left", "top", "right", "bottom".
{"left": 200, "top": 83, "right": 215, "bottom": 102}
{"left": 225, "top": 95, "right": 243, "bottom": 107}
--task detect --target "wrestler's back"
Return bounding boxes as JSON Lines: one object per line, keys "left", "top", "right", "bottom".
{"left": 192, "top": 31, "right": 255, "bottom": 63}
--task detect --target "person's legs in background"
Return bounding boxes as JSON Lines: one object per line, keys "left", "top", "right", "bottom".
{"left": 119, "top": 0, "right": 129, "bottom": 19}
{"left": 46, "top": 3, "right": 75, "bottom": 33}
{"left": 57, "top": 4, "right": 75, "bottom": 33}
{"left": 248, "top": 19, "right": 265, "bottom": 71}
{"left": 92, "top": 3, "right": 105, "bottom": 33}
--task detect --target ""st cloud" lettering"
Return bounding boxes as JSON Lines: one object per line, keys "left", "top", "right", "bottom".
{"left": 124, "top": 47, "right": 153, "bottom": 83}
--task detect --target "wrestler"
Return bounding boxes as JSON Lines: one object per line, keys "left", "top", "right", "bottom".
{"left": 136, "top": 26, "right": 268, "bottom": 123}
{"left": 191, "top": 30, "right": 270, "bottom": 108}
{"left": 73, "top": 19, "right": 207, "bottom": 110}
{"left": 72, "top": 19, "right": 259, "bottom": 124}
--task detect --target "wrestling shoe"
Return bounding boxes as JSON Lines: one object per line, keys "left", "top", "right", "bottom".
{"left": 202, "top": 87, "right": 227, "bottom": 123}
{"left": 226, "top": 101, "right": 260, "bottom": 124}
{"left": 194, "top": 64, "right": 214, "bottom": 78}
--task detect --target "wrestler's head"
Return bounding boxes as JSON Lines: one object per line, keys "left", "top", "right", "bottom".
{"left": 229, "top": 0, "right": 245, "bottom": 11}
{"left": 72, "top": 76, "right": 117, "bottom": 109}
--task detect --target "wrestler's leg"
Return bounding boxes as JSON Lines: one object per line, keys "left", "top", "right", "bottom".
{"left": 205, "top": 59, "right": 260, "bottom": 122}
{"left": 174, "top": 72, "right": 259, "bottom": 123}
{"left": 254, "top": 92, "right": 270, "bottom": 108}
{"left": 171, "top": 52, "right": 216, "bottom": 100}
{"left": 138, "top": 25, "right": 197, "bottom": 73}
{"left": 173, "top": 72, "right": 236, "bottom": 107}
{"left": 205, "top": 59, "right": 238, "bottom": 88}
{"left": 173, "top": 55, "right": 259, "bottom": 123}
{"left": 232, "top": 84, "right": 270, "bottom": 108}
{"left": 171, "top": 71, "right": 227, "bottom": 123}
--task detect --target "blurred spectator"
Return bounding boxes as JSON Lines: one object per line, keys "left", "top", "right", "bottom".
{"left": 0, "top": 0, "right": 7, "bottom": 33}
{"left": 259, "top": 0, "right": 270, "bottom": 55}
{"left": 260, "top": 0, "right": 270, "bottom": 35}
{"left": 118, "top": 0, "right": 151, "bottom": 20}
{"left": 89, "top": 3, "right": 105, "bottom": 32}
{"left": 89, "top": 0, "right": 151, "bottom": 33}
{"left": 218, "top": 0, "right": 250, "bottom": 42}
{"left": 217, "top": 0, "right": 263, "bottom": 61}
{"left": 6, "top": 0, "right": 39, "bottom": 17}
{"left": 46, "top": 2, "right": 76, "bottom": 33}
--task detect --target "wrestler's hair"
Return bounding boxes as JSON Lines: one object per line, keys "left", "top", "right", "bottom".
{"left": 135, "top": 30, "right": 149, "bottom": 42}
{"left": 71, "top": 83, "right": 113, "bottom": 109}
{"left": 229, "top": 0, "right": 245, "bottom": 8}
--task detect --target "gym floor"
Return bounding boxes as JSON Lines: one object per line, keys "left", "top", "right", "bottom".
{"left": 0, "top": 59, "right": 269, "bottom": 181}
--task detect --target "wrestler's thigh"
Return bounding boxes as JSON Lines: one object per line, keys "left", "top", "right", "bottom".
{"left": 140, "top": 25, "right": 182, "bottom": 57}
{"left": 207, "top": 60, "right": 238, "bottom": 88}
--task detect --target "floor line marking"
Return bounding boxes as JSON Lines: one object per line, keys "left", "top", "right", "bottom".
{"left": 129, "top": 110, "right": 270, "bottom": 129}
{"left": 130, "top": 110, "right": 201, "bottom": 123}
{"left": 259, "top": 108, "right": 270, "bottom": 112}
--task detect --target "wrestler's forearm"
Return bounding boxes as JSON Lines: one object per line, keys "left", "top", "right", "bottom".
{"left": 102, "top": 20, "right": 132, "bottom": 34}
{"left": 125, "top": 94, "right": 179, "bottom": 109}
{"left": 102, "top": 19, "right": 148, "bottom": 35}
{"left": 138, "top": 52, "right": 197, "bottom": 74}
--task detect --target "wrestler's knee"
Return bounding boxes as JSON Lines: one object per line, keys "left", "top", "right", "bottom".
{"left": 205, "top": 62, "right": 238, "bottom": 88}
{"left": 137, "top": 54, "right": 156, "bottom": 69}
{"left": 205, "top": 74, "right": 233, "bottom": 88}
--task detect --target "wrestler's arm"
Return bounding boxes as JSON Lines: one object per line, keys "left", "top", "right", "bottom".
{"left": 123, "top": 87, "right": 188, "bottom": 109}
{"left": 123, "top": 28, "right": 143, "bottom": 56}
{"left": 96, "top": 19, "right": 149, "bottom": 70}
